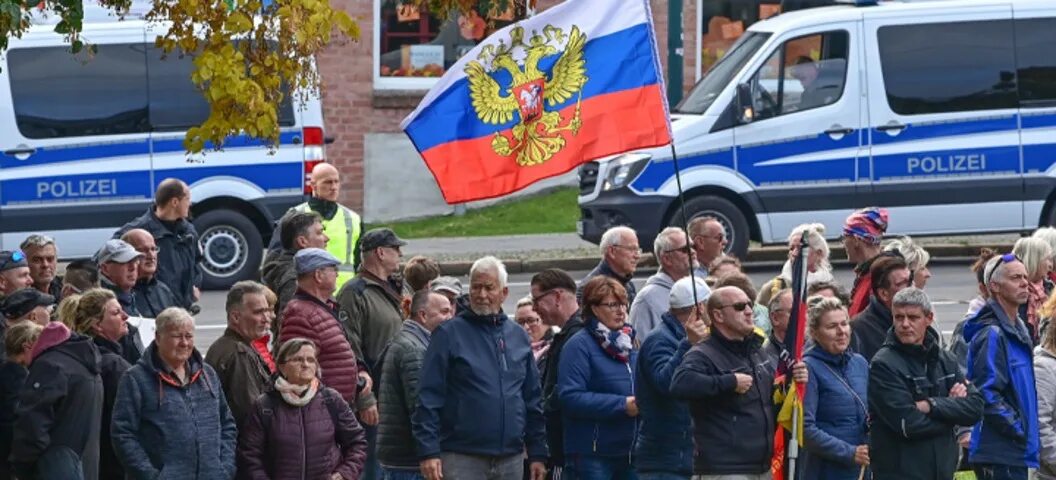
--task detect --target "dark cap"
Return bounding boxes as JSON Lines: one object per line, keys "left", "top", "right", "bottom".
{"left": 360, "top": 228, "right": 408, "bottom": 254}
{"left": 0, "top": 250, "right": 27, "bottom": 272}
{"left": 295, "top": 248, "right": 341, "bottom": 274}
{"left": 1, "top": 288, "right": 55, "bottom": 320}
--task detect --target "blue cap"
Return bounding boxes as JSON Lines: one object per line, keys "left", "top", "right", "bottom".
{"left": 295, "top": 248, "right": 341, "bottom": 274}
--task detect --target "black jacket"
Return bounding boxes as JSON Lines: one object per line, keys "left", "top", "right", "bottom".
{"left": 540, "top": 312, "right": 584, "bottom": 468}
{"left": 116, "top": 208, "right": 202, "bottom": 309}
{"left": 577, "top": 260, "right": 637, "bottom": 307}
{"left": 377, "top": 320, "right": 431, "bottom": 469}
{"left": 852, "top": 296, "right": 893, "bottom": 362}
{"left": 132, "top": 276, "right": 179, "bottom": 319}
{"left": 100, "top": 276, "right": 142, "bottom": 318}
{"left": 670, "top": 330, "right": 775, "bottom": 475}
{"left": 11, "top": 334, "right": 104, "bottom": 480}
{"left": 0, "top": 361, "right": 27, "bottom": 480}
{"left": 93, "top": 337, "right": 131, "bottom": 480}
{"left": 868, "top": 328, "right": 984, "bottom": 480}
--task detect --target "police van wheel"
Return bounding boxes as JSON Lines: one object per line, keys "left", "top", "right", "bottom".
{"left": 194, "top": 209, "right": 263, "bottom": 290}
{"left": 671, "top": 195, "right": 750, "bottom": 260}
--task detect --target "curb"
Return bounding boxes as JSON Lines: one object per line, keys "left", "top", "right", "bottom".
{"left": 436, "top": 243, "right": 1014, "bottom": 276}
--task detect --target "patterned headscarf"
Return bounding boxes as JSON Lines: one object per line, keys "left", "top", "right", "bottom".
{"left": 843, "top": 207, "right": 889, "bottom": 245}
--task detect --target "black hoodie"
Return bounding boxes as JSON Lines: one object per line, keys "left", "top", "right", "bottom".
{"left": 10, "top": 334, "right": 103, "bottom": 480}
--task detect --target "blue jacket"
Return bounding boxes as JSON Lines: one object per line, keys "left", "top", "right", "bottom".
{"left": 412, "top": 310, "right": 548, "bottom": 462}
{"left": 802, "top": 347, "right": 869, "bottom": 480}
{"left": 110, "top": 343, "right": 237, "bottom": 480}
{"left": 633, "top": 312, "right": 693, "bottom": 474}
{"left": 557, "top": 317, "right": 638, "bottom": 458}
{"left": 964, "top": 299, "right": 1040, "bottom": 468}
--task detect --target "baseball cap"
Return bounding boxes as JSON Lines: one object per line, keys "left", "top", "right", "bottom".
{"left": 670, "top": 276, "right": 711, "bottom": 309}
{"left": 94, "top": 240, "right": 143, "bottom": 264}
{"left": 295, "top": 248, "right": 341, "bottom": 274}
{"left": 431, "top": 276, "right": 463, "bottom": 296}
{"left": 1, "top": 288, "right": 56, "bottom": 320}
{"left": 0, "top": 250, "right": 28, "bottom": 272}
{"left": 360, "top": 228, "right": 408, "bottom": 253}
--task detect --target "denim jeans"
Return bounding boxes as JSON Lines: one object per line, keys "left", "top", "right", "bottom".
{"left": 382, "top": 467, "right": 425, "bottom": 480}
{"left": 439, "top": 452, "right": 523, "bottom": 480}
{"left": 972, "top": 464, "right": 1028, "bottom": 480}
{"left": 563, "top": 455, "right": 637, "bottom": 480}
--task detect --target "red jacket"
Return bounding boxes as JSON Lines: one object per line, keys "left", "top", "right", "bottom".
{"left": 279, "top": 291, "right": 360, "bottom": 402}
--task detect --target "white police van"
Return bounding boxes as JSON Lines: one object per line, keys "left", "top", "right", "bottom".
{"left": 0, "top": 8, "right": 328, "bottom": 288}
{"left": 578, "top": 0, "right": 1056, "bottom": 258}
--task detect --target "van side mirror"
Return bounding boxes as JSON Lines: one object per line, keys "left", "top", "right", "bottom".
{"left": 736, "top": 83, "right": 755, "bottom": 124}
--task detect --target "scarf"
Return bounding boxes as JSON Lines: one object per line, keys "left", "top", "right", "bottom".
{"left": 308, "top": 196, "right": 338, "bottom": 220}
{"left": 589, "top": 316, "right": 635, "bottom": 363}
{"left": 274, "top": 376, "right": 319, "bottom": 407}
{"left": 531, "top": 339, "right": 551, "bottom": 362}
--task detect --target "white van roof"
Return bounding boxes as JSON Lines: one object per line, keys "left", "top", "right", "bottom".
{"left": 748, "top": 0, "right": 1049, "bottom": 33}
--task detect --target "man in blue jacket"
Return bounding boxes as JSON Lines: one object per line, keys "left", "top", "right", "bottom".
{"left": 413, "top": 256, "right": 547, "bottom": 480}
{"left": 964, "top": 254, "right": 1039, "bottom": 480}
{"left": 634, "top": 276, "right": 710, "bottom": 480}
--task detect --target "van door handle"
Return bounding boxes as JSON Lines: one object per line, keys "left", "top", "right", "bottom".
{"left": 3, "top": 147, "right": 35, "bottom": 157}
{"left": 824, "top": 127, "right": 854, "bottom": 136}
{"left": 876, "top": 123, "right": 907, "bottom": 133}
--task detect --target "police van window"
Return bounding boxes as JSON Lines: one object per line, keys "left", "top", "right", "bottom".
{"left": 748, "top": 30, "right": 848, "bottom": 120}
{"left": 147, "top": 46, "right": 295, "bottom": 131}
{"left": 1014, "top": 17, "right": 1056, "bottom": 106}
{"left": 878, "top": 20, "right": 1017, "bottom": 115}
{"left": 9, "top": 44, "right": 149, "bottom": 139}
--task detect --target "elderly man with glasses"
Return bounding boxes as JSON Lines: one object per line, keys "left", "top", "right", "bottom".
{"left": 630, "top": 227, "right": 703, "bottom": 340}
{"left": 578, "top": 226, "right": 641, "bottom": 307}
{"left": 121, "top": 229, "right": 179, "bottom": 318}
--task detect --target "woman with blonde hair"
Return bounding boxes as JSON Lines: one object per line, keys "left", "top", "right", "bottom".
{"left": 1034, "top": 227, "right": 1056, "bottom": 294}
{"left": 53, "top": 294, "right": 81, "bottom": 329}
{"left": 0, "top": 321, "right": 43, "bottom": 479}
{"left": 758, "top": 223, "right": 836, "bottom": 307}
{"left": 1014, "top": 236, "right": 1053, "bottom": 343}
{"left": 884, "top": 236, "right": 932, "bottom": 289}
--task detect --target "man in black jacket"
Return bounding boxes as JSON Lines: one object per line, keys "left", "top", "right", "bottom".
{"left": 578, "top": 226, "right": 640, "bottom": 306}
{"left": 115, "top": 178, "right": 202, "bottom": 312}
{"left": 121, "top": 229, "right": 179, "bottom": 318}
{"left": 852, "top": 255, "right": 911, "bottom": 361}
{"left": 529, "top": 268, "right": 584, "bottom": 476}
{"left": 670, "top": 286, "right": 807, "bottom": 479}
{"left": 869, "top": 287, "right": 983, "bottom": 480}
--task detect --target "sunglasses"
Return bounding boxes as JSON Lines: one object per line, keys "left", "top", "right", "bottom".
{"left": 0, "top": 250, "right": 25, "bottom": 271}
{"left": 986, "top": 253, "right": 1020, "bottom": 285}
{"left": 719, "top": 301, "right": 753, "bottom": 312}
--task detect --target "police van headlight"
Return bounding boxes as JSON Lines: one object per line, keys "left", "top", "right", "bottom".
{"left": 602, "top": 153, "right": 651, "bottom": 191}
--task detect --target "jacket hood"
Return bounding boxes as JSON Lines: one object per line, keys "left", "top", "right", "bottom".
{"left": 93, "top": 336, "right": 125, "bottom": 357}
{"left": 882, "top": 325, "right": 942, "bottom": 358}
{"left": 963, "top": 299, "right": 1032, "bottom": 347}
{"left": 459, "top": 308, "right": 509, "bottom": 327}
{"left": 143, "top": 207, "right": 193, "bottom": 235}
{"left": 261, "top": 249, "right": 295, "bottom": 285}
{"left": 644, "top": 271, "right": 675, "bottom": 290}
{"left": 138, "top": 339, "right": 206, "bottom": 378}
{"left": 804, "top": 344, "right": 855, "bottom": 367}
{"left": 597, "top": 260, "right": 634, "bottom": 284}
{"left": 31, "top": 321, "right": 72, "bottom": 362}
{"left": 34, "top": 333, "right": 100, "bottom": 375}
{"left": 865, "top": 295, "right": 893, "bottom": 326}
{"left": 712, "top": 327, "right": 764, "bottom": 355}
{"left": 660, "top": 311, "right": 687, "bottom": 339}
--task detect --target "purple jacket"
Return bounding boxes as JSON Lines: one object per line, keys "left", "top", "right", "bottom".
{"left": 237, "top": 386, "right": 368, "bottom": 480}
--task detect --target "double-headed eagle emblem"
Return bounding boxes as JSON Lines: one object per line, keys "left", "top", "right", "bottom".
{"left": 465, "top": 24, "right": 588, "bottom": 167}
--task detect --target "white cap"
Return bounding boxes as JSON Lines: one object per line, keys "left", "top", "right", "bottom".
{"left": 669, "top": 276, "right": 711, "bottom": 309}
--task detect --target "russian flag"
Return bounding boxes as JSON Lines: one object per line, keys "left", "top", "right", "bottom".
{"left": 401, "top": 0, "right": 673, "bottom": 204}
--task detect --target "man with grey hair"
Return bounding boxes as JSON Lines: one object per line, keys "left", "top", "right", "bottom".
{"left": 205, "top": 280, "right": 275, "bottom": 427}
{"left": 378, "top": 290, "right": 454, "bottom": 478}
{"left": 869, "top": 287, "right": 983, "bottom": 480}
{"left": 630, "top": 227, "right": 702, "bottom": 339}
{"left": 20, "top": 234, "right": 62, "bottom": 300}
{"left": 688, "top": 217, "right": 727, "bottom": 277}
{"left": 112, "top": 307, "right": 237, "bottom": 479}
{"left": 122, "top": 229, "right": 179, "bottom": 318}
{"left": 414, "top": 256, "right": 548, "bottom": 480}
{"left": 962, "top": 255, "right": 1038, "bottom": 479}
{"left": 763, "top": 288, "right": 794, "bottom": 365}
{"left": 579, "top": 226, "right": 640, "bottom": 306}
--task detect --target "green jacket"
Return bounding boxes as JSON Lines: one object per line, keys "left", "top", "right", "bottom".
{"left": 376, "top": 320, "right": 430, "bottom": 469}
{"left": 204, "top": 328, "right": 273, "bottom": 428}
{"left": 336, "top": 271, "right": 404, "bottom": 410}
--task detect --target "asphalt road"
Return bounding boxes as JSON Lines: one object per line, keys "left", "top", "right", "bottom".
{"left": 191, "top": 261, "right": 980, "bottom": 354}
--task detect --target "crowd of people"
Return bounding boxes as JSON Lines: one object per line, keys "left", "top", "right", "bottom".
{"left": 2, "top": 170, "right": 1056, "bottom": 480}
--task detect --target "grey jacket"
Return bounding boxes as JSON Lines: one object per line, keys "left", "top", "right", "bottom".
{"left": 376, "top": 320, "right": 430, "bottom": 469}
{"left": 1037, "top": 347, "right": 1056, "bottom": 479}
{"left": 629, "top": 271, "right": 675, "bottom": 340}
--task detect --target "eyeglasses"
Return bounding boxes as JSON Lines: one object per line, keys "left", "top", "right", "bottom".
{"left": 531, "top": 289, "right": 557, "bottom": 305}
{"left": 611, "top": 245, "right": 642, "bottom": 255}
{"left": 139, "top": 246, "right": 161, "bottom": 254}
{"left": 986, "top": 253, "right": 1021, "bottom": 285}
{"left": 517, "top": 317, "right": 541, "bottom": 326}
{"left": 719, "top": 302, "right": 753, "bottom": 312}
{"left": 595, "top": 302, "right": 628, "bottom": 311}
{"left": 663, "top": 243, "right": 695, "bottom": 254}
{"left": 0, "top": 250, "right": 25, "bottom": 271}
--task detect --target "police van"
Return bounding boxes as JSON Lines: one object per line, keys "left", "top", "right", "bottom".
{"left": 0, "top": 8, "right": 327, "bottom": 288}
{"left": 578, "top": 0, "right": 1056, "bottom": 258}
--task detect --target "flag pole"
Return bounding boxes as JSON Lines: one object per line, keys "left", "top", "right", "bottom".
{"left": 669, "top": 143, "right": 701, "bottom": 309}
{"left": 786, "top": 233, "right": 811, "bottom": 480}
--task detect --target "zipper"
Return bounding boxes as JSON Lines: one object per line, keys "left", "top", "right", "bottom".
{"left": 497, "top": 326, "right": 507, "bottom": 450}
{"left": 626, "top": 362, "right": 637, "bottom": 464}
{"left": 592, "top": 424, "right": 599, "bottom": 452}
{"left": 301, "top": 408, "right": 308, "bottom": 480}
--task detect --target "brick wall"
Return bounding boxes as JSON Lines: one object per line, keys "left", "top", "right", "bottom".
{"left": 317, "top": 0, "right": 698, "bottom": 212}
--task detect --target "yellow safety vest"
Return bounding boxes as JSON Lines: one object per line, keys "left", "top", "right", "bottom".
{"left": 294, "top": 202, "right": 361, "bottom": 292}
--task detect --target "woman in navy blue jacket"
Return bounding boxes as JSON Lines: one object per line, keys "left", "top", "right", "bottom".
{"left": 558, "top": 276, "right": 639, "bottom": 480}
{"left": 802, "top": 296, "right": 871, "bottom": 480}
